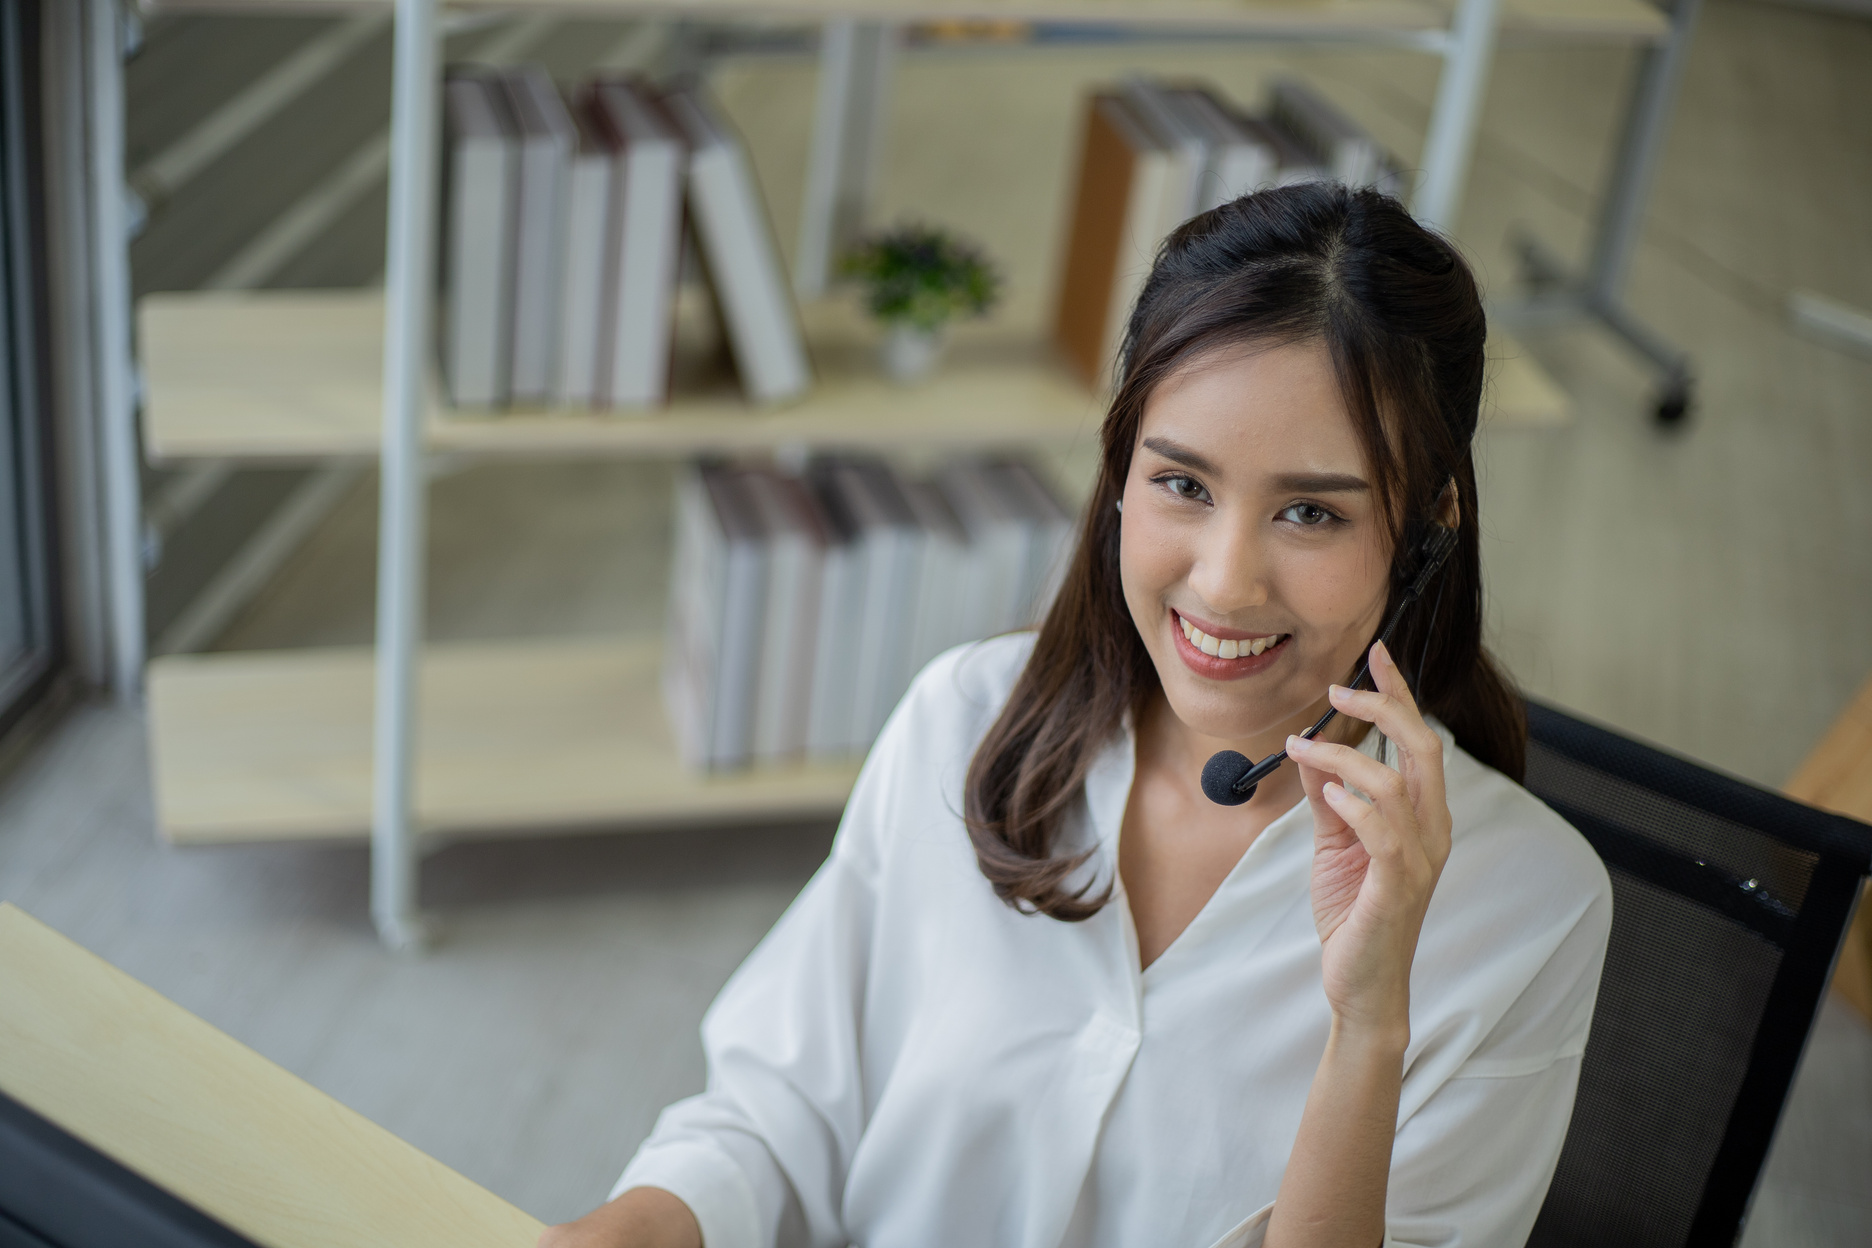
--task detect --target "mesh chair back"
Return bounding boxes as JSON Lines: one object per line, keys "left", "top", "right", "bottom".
{"left": 1522, "top": 701, "right": 1872, "bottom": 1248}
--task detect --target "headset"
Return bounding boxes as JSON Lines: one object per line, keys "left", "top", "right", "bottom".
{"left": 1198, "top": 517, "right": 1460, "bottom": 807}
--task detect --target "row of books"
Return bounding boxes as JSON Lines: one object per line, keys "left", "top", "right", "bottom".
{"left": 666, "top": 456, "right": 1075, "bottom": 770}
{"left": 1054, "top": 76, "right": 1405, "bottom": 385}
{"left": 442, "top": 69, "right": 810, "bottom": 412}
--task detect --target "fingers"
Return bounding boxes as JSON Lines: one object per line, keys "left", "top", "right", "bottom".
{"left": 1291, "top": 752, "right": 1356, "bottom": 847}
{"left": 1316, "top": 780, "right": 1424, "bottom": 885}
{"left": 1289, "top": 734, "right": 1419, "bottom": 846}
{"left": 1367, "top": 638, "right": 1420, "bottom": 711}
{"left": 1329, "top": 643, "right": 1441, "bottom": 759}
{"left": 1326, "top": 642, "right": 1448, "bottom": 819}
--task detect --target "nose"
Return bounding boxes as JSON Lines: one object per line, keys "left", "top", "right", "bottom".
{"left": 1185, "top": 502, "right": 1269, "bottom": 618}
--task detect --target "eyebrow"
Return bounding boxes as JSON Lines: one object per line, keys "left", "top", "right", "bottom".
{"left": 1139, "top": 437, "right": 1221, "bottom": 475}
{"left": 1140, "top": 438, "right": 1370, "bottom": 495}
{"left": 1268, "top": 471, "right": 1370, "bottom": 494}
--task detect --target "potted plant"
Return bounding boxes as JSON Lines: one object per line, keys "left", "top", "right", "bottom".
{"left": 841, "top": 224, "right": 1001, "bottom": 383}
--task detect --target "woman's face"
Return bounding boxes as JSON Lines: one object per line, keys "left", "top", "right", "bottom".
{"left": 1119, "top": 338, "right": 1394, "bottom": 747}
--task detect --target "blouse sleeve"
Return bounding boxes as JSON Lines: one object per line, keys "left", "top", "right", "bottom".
{"left": 1380, "top": 847, "right": 1613, "bottom": 1248}
{"left": 609, "top": 686, "right": 921, "bottom": 1248}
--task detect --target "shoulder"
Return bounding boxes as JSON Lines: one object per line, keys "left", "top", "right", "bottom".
{"left": 834, "top": 633, "right": 1038, "bottom": 867}
{"left": 1437, "top": 729, "right": 1611, "bottom": 927}
{"left": 887, "top": 632, "right": 1039, "bottom": 752}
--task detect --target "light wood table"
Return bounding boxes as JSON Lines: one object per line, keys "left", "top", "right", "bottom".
{"left": 1786, "top": 676, "right": 1872, "bottom": 1023}
{"left": 0, "top": 903, "right": 544, "bottom": 1248}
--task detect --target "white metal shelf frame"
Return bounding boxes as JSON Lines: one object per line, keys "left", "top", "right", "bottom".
{"left": 377, "top": 0, "right": 441, "bottom": 949}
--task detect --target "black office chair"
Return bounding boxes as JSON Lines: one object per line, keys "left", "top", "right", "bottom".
{"left": 1522, "top": 700, "right": 1872, "bottom": 1248}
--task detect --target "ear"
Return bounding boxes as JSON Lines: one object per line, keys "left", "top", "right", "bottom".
{"left": 1434, "top": 478, "right": 1460, "bottom": 530}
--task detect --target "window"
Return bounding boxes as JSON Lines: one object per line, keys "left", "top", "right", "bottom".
{"left": 0, "top": 0, "right": 55, "bottom": 734}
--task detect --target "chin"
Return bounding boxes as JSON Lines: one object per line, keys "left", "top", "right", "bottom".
{"left": 1154, "top": 652, "right": 1316, "bottom": 745}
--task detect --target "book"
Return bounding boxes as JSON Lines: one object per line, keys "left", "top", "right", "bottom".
{"left": 839, "top": 460, "right": 926, "bottom": 745}
{"left": 1053, "top": 91, "right": 1177, "bottom": 388}
{"left": 441, "top": 71, "right": 518, "bottom": 409}
{"left": 938, "top": 459, "right": 1035, "bottom": 641}
{"left": 501, "top": 67, "right": 576, "bottom": 406}
{"left": 901, "top": 479, "right": 969, "bottom": 677}
{"left": 986, "top": 459, "right": 1075, "bottom": 628}
{"left": 804, "top": 460, "right": 866, "bottom": 758}
{"left": 553, "top": 93, "right": 616, "bottom": 407}
{"left": 1242, "top": 110, "right": 1329, "bottom": 187}
{"left": 1121, "top": 78, "right": 1209, "bottom": 230}
{"left": 1268, "top": 77, "right": 1383, "bottom": 189}
{"left": 664, "top": 464, "right": 769, "bottom": 770}
{"left": 590, "top": 79, "right": 687, "bottom": 409}
{"left": 745, "top": 470, "right": 827, "bottom": 763}
{"left": 661, "top": 80, "right": 813, "bottom": 405}
{"left": 1166, "top": 85, "right": 1278, "bottom": 213}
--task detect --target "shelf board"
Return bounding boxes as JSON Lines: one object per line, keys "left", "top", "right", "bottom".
{"left": 140, "top": 287, "right": 1563, "bottom": 463}
{"left": 132, "top": 0, "right": 1668, "bottom": 43}
{"left": 139, "top": 289, "right": 1108, "bottom": 463}
{"left": 147, "top": 637, "right": 863, "bottom": 845}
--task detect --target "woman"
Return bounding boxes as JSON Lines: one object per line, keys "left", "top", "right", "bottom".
{"left": 544, "top": 184, "right": 1611, "bottom": 1248}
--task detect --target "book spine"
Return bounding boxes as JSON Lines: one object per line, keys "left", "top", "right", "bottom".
{"left": 609, "top": 139, "right": 685, "bottom": 408}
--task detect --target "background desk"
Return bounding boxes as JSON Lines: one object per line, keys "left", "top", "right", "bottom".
{"left": 0, "top": 903, "right": 543, "bottom": 1248}
{"left": 1787, "top": 677, "right": 1872, "bottom": 1022}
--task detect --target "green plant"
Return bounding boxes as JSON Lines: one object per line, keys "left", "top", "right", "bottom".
{"left": 840, "top": 224, "right": 1001, "bottom": 332}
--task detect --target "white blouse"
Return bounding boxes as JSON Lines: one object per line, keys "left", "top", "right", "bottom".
{"left": 614, "top": 634, "right": 1612, "bottom": 1248}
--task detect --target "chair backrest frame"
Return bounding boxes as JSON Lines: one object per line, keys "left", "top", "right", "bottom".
{"left": 1523, "top": 700, "right": 1872, "bottom": 1248}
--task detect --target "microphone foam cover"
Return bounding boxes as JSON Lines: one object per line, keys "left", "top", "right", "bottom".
{"left": 1201, "top": 750, "right": 1257, "bottom": 807}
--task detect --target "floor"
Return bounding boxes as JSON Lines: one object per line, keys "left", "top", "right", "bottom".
{"left": 2, "top": 0, "right": 1869, "bottom": 1238}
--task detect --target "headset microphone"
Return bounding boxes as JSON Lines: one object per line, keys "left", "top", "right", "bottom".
{"left": 1199, "top": 523, "right": 1460, "bottom": 807}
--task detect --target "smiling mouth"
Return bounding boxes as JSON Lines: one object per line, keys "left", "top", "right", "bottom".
{"left": 1176, "top": 613, "right": 1290, "bottom": 660}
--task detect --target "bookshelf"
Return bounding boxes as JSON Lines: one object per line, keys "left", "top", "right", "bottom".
{"left": 128, "top": 0, "right": 1662, "bottom": 946}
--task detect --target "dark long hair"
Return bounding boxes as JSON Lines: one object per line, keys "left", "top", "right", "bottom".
{"left": 964, "top": 182, "right": 1526, "bottom": 920}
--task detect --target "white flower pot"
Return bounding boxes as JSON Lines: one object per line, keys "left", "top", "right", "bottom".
{"left": 880, "top": 323, "right": 947, "bottom": 383}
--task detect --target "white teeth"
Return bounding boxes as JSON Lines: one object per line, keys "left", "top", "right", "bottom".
{"left": 1180, "top": 616, "right": 1287, "bottom": 660}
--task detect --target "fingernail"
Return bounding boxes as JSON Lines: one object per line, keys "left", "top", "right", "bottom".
{"left": 1286, "top": 735, "right": 1309, "bottom": 754}
{"left": 1328, "top": 684, "right": 1349, "bottom": 701}
{"left": 1373, "top": 640, "right": 1392, "bottom": 666}
{"left": 1323, "top": 781, "right": 1344, "bottom": 800}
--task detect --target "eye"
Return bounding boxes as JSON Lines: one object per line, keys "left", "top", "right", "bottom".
{"left": 1153, "top": 473, "right": 1212, "bottom": 504}
{"left": 1279, "top": 502, "right": 1340, "bottom": 527}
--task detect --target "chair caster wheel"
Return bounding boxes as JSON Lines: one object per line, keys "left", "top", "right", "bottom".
{"left": 1653, "top": 383, "right": 1692, "bottom": 428}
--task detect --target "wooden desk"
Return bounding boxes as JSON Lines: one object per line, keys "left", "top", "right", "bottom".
{"left": 1786, "top": 677, "right": 1872, "bottom": 1023}
{"left": 0, "top": 903, "right": 543, "bottom": 1248}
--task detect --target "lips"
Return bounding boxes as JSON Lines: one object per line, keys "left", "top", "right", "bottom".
{"left": 1171, "top": 610, "right": 1291, "bottom": 682}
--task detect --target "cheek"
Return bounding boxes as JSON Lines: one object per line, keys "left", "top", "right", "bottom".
{"left": 1283, "top": 537, "right": 1390, "bottom": 639}
{"left": 1117, "top": 492, "right": 1191, "bottom": 618}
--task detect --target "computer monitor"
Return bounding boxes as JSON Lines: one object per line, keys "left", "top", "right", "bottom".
{"left": 0, "top": 1089, "right": 260, "bottom": 1248}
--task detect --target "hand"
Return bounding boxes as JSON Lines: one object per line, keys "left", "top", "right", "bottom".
{"left": 536, "top": 1188, "right": 701, "bottom": 1248}
{"left": 1284, "top": 640, "right": 1452, "bottom": 1041}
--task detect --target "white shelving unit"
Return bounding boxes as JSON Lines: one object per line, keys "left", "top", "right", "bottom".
{"left": 138, "top": 0, "right": 1667, "bottom": 948}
